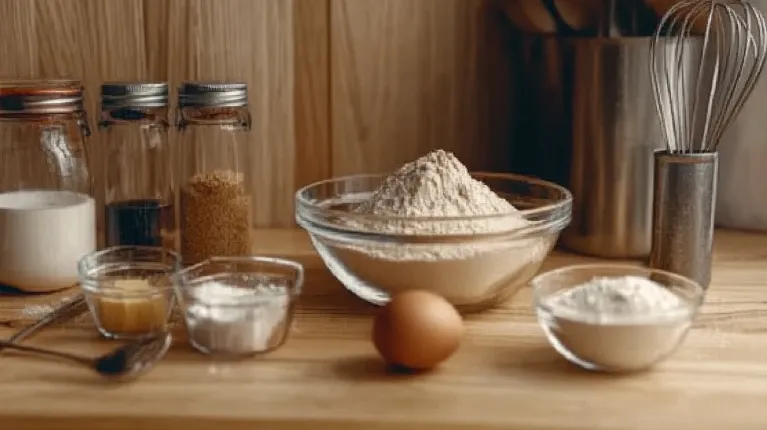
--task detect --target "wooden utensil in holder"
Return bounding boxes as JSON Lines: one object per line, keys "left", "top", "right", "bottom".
{"left": 646, "top": 0, "right": 708, "bottom": 33}
{"left": 499, "top": 0, "right": 557, "bottom": 33}
{"left": 553, "top": 0, "right": 601, "bottom": 32}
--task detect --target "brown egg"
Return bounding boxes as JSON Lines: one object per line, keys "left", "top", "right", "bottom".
{"left": 372, "top": 290, "right": 463, "bottom": 371}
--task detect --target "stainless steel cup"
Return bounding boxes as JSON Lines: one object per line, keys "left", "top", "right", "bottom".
{"left": 649, "top": 150, "right": 718, "bottom": 290}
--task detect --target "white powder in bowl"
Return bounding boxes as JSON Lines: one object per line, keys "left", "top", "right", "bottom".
{"left": 184, "top": 281, "right": 291, "bottom": 355}
{"left": 540, "top": 276, "right": 696, "bottom": 372}
{"left": 333, "top": 150, "right": 549, "bottom": 307}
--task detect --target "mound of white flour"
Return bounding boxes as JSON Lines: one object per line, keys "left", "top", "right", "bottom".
{"left": 347, "top": 150, "right": 529, "bottom": 236}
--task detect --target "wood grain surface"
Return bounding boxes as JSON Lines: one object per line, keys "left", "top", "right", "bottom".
{"left": 330, "top": 0, "right": 516, "bottom": 175}
{"left": 0, "top": 0, "right": 517, "bottom": 226}
{"left": 1, "top": 229, "right": 766, "bottom": 430}
{"left": 294, "top": 0, "right": 332, "bottom": 189}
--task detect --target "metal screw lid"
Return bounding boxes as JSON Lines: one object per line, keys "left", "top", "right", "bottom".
{"left": 178, "top": 82, "right": 248, "bottom": 108}
{"left": 101, "top": 82, "right": 169, "bottom": 109}
{"left": 0, "top": 80, "right": 84, "bottom": 114}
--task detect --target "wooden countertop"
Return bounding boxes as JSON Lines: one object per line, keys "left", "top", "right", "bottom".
{"left": 1, "top": 229, "right": 766, "bottom": 430}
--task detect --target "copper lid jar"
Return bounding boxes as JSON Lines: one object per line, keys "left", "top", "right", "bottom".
{"left": 0, "top": 80, "right": 96, "bottom": 293}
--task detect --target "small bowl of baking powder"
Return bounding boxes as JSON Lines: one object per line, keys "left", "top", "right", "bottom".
{"left": 172, "top": 256, "right": 303, "bottom": 357}
{"left": 532, "top": 264, "right": 705, "bottom": 373}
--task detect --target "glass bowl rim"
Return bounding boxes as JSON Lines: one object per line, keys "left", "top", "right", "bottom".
{"left": 295, "top": 171, "right": 573, "bottom": 222}
{"left": 531, "top": 263, "right": 706, "bottom": 318}
{"left": 78, "top": 245, "right": 182, "bottom": 294}
{"left": 171, "top": 256, "right": 304, "bottom": 307}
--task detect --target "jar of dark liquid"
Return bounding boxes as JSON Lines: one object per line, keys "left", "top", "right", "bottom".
{"left": 99, "top": 83, "right": 176, "bottom": 250}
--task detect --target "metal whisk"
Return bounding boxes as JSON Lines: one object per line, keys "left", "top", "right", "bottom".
{"left": 648, "top": 0, "right": 767, "bottom": 290}
{"left": 650, "top": 0, "right": 767, "bottom": 153}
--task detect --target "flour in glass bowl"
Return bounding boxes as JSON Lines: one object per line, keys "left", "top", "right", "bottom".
{"left": 332, "top": 150, "right": 551, "bottom": 306}
{"left": 546, "top": 276, "right": 688, "bottom": 323}
{"left": 540, "top": 276, "right": 696, "bottom": 372}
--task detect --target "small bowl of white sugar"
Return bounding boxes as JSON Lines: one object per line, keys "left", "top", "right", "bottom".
{"left": 171, "top": 256, "right": 303, "bottom": 357}
{"left": 532, "top": 264, "right": 705, "bottom": 373}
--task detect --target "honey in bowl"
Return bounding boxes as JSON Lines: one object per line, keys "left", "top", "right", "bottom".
{"left": 94, "top": 278, "right": 170, "bottom": 337}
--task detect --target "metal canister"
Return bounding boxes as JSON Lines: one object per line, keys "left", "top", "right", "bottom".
{"left": 512, "top": 36, "right": 700, "bottom": 259}
{"left": 561, "top": 37, "right": 664, "bottom": 258}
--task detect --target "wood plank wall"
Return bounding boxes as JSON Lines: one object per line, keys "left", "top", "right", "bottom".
{"left": 0, "top": 0, "right": 516, "bottom": 227}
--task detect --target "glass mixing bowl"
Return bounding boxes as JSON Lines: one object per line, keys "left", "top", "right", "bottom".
{"left": 295, "top": 172, "right": 572, "bottom": 313}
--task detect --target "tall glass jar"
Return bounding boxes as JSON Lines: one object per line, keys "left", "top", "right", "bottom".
{"left": 0, "top": 80, "right": 95, "bottom": 293}
{"left": 99, "top": 82, "right": 176, "bottom": 251}
{"left": 176, "top": 82, "right": 253, "bottom": 265}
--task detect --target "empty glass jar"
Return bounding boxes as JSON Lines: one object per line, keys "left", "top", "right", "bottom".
{"left": 99, "top": 82, "right": 176, "bottom": 251}
{"left": 0, "top": 80, "right": 96, "bottom": 292}
{"left": 176, "top": 82, "right": 254, "bottom": 265}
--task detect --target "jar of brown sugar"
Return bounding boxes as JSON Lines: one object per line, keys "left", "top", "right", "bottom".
{"left": 176, "top": 82, "right": 253, "bottom": 265}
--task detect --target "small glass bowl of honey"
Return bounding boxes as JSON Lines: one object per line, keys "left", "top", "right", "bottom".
{"left": 78, "top": 246, "right": 182, "bottom": 340}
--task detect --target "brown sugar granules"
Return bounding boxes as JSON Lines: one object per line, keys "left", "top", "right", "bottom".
{"left": 180, "top": 170, "right": 252, "bottom": 265}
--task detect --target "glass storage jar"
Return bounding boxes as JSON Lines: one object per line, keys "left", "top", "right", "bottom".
{"left": 99, "top": 82, "right": 176, "bottom": 251}
{"left": 176, "top": 82, "right": 253, "bottom": 265}
{"left": 0, "top": 80, "right": 96, "bottom": 293}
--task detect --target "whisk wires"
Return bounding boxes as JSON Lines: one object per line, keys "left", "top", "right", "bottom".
{"left": 649, "top": 0, "right": 767, "bottom": 154}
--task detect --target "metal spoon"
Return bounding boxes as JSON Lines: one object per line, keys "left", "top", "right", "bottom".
{"left": 0, "top": 332, "right": 172, "bottom": 378}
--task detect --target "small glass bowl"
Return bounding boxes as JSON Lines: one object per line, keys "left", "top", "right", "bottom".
{"left": 172, "top": 256, "right": 304, "bottom": 357}
{"left": 78, "top": 246, "right": 181, "bottom": 340}
{"left": 532, "top": 264, "right": 705, "bottom": 373}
